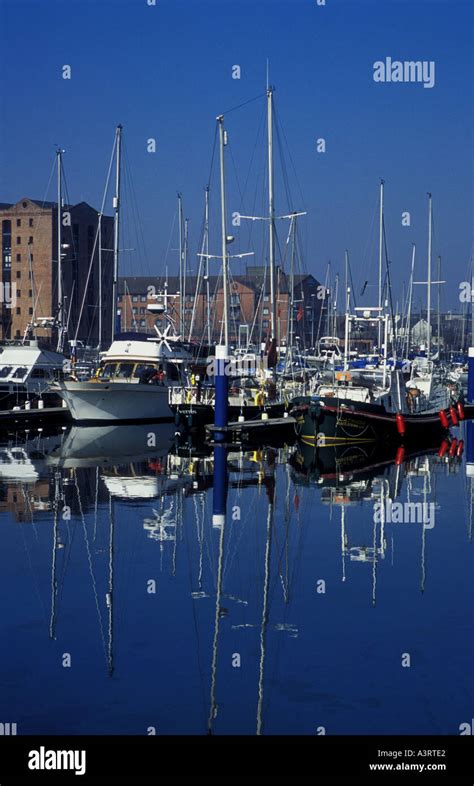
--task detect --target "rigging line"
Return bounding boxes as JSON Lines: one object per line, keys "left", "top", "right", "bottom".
{"left": 17, "top": 501, "right": 48, "bottom": 625}
{"left": 273, "top": 110, "right": 294, "bottom": 213}
{"left": 73, "top": 469, "right": 108, "bottom": 662}
{"left": 183, "top": 494, "right": 208, "bottom": 729}
{"left": 272, "top": 101, "right": 306, "bottom": 211}
{"left": 220, "top": 92, "right": 266, "bottom": 118}
{"left": 73, "top": 133, "right": 116, "bottom": 343}
{"left": 49, "top": 472, "right": 61, "bottom": 640}
{"left": 382, "top": 216, "right": 396, "bottom": 344}
{"left": 207, "top": 122, "right": 219, "bottom": 190}
{"left": 123, "top": 143, "right": 152, "bottom": 274}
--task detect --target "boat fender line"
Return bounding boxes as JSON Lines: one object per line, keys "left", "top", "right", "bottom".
{"left": 457, "top": 401, "right": 465, "bottom": 420}
{"left": 449, "top": 405, "right": 459, "bottom": 426}
{"left": 438, "top": 410, "right": 449, "bottom": 429}
{"left": 395, "top": 412, "right": 405, "bottom": 436}
{"left": 449, "top": 438, "right": 458, "bottom": 458}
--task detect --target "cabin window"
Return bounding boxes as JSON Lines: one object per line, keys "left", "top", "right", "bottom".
{"left": 12, "top": 367, "right": 27, "bottom": 379}
{"left": 0, "top": 366, "right": 12, "bottom": 378}
{"left": 117, "top": 362, "right": 134, "bottom": 378}
{"left": 133, "top": 363, "right": 156, "bottom": 378}
{"left": 101, "top": 363, "right": 118, "bottom": 379}
{"left": 166, "top": 363, "right": 180, "bottom": 381}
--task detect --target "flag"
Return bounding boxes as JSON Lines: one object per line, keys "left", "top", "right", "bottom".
{"left": 296, "top": 304, "right": 304, "bottom": 322}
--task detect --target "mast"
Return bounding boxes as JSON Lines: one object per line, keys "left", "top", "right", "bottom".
{"left": 111, "top": 124, "right": 122, "bottom": 341}
{"left": 288, "top": 215, "right": 297, "bottom": 364}
{"left": 427, "top": 192, "right": 432, "bottom": 360}
{"left": 184, "top": 217, "right": 188, "bottom": 336}
{"left": 56, "top": 148, "right": 63, "bottom": 352}
{"left": 205, "top": 186, "right": 211, "bottom": 345}
{"left": 256, "top": 497, "right": 273, "bottom": 735}
{"left": 437, "top": 255, "right": 441, "bottom": 357}
{"left": 217, "top": 116, "right": 229, "bottom": 348}
{"left": 98, "top": 212, "right": 102, "bottom": 350}
{"left": 178, "top": 194, "right": 184, "bottom": 334}
{"left": 378, "top": 179, "right": 385, "bottom": 349}
{"left": 267, "top": 87, "right": 277, "bottom": 367}
{"left": 406, "top": 244, "right": 415, "bottom": 357}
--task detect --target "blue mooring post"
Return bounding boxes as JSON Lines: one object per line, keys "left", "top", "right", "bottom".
{"left": 468, "top": 348, "right": 474, "bottom": 404}
{"left": 212, "top": 444, "right": 228, "bottom": 529}
{"left": 466, "top": 421, "right": 474, "bottom": 478}
{"left": 214, "top": 344, "right": 228, "bottom": 444}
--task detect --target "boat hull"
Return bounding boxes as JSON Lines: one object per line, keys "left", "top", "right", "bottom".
{"left": 56, "top": 381, "right": 174, "bottom": 424}
{"left": 291, "top": 397, "right": 449, "bottom": 446}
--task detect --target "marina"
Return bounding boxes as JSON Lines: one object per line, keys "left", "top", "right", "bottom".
{"left": 0, "top": 0, "right": 472, "bottom": 782}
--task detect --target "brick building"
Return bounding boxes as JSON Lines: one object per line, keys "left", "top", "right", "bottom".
{"left": 0, "top": 198, "right": 114, "bottom": 348}
{"left": 118, "top": 267, "right": 322, "bottom": 347}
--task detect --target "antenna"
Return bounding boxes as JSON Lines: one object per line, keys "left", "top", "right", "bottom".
{"left": 266, "top": 58, "right": 269, "bottom": 92}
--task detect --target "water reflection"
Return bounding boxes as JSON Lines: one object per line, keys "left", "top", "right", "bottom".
{"left": 0, "top": 424, "right": 472, "bottom": 735}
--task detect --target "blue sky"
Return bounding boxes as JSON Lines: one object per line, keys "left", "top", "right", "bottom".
{"left": 0, "top": 0, "right": 472, "bottom": 309}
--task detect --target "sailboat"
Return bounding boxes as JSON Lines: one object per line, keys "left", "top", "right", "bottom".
{"left": 54, "top": 126, "right": 194, "bottom": 423}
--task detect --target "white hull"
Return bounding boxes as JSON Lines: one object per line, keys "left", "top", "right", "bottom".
{"left": 57, "top": 381, "right": 174, "bottom": 422}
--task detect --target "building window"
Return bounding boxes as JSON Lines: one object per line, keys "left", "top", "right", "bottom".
{"left": 140, "top": 319, "right": 146, "bottom": 327}
{"left": 139, "top": 308, "right": 145, "bottom": 314}
{"left": 29, "top": 218, "right": 33, "bottom": 227}
{"left": 16, "top": 219, "right": 21, "bottom": 227}
{"left": 28, "top": 289, "right": 32, "bottom": 297}
{"left": 16, "top": 253, "right": 21, "bottom": 262}
{"left": 140, "top": 295, "right": 146, "bottom": 302}
{"left": 30, "top": 253, "right": 33, "bottom": 261}
{"left": 22, "top": 201, "right": 27, "bottom": 208}
{"left": 16, "top": 307, "right": 20, "bottom": 315}
{"left": 132, "top": 307, "right": 137, "bottom": 314}
{"left": 29, "top": 307, "right": 33, "bottom": 314}
{"left": 263, "top": 307, "right": 269, "bottom": 315}
{"left": 16, "top": 271, "right": 21, "bottom": 279}
{"left": 132, "top": 295, "right": 138, "bottom": 302}
{"left": 28, "top": 271, "right": 32, "bottom": 279}
{"left": 262, "top": 319, "right": 269, "bottom": 328}
{"left": 15, "top": 330, "right": 21, "bottom": 338}
{"left": 28, "top": 236, "right": 33, "bottom": 244}
{"left": 263, "top": 295, "right": 269, "bottom": 302}
{"left": 16, "top": 237, "right": 21, "bottom": 245}
{"left": 16, "top": 290, "right": 21, "bottom": 297}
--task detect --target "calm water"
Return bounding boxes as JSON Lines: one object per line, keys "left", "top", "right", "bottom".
{"left": 0, "top": 422, "right": 472, "bottom": 736}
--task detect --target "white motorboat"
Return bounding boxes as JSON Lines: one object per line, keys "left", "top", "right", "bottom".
{"left": 55, "top": 331, "right": 193, "bottom": 423}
